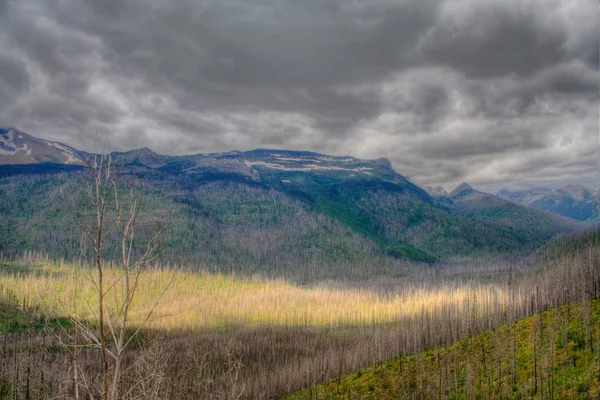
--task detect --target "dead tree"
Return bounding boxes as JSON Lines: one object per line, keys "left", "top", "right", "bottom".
{"left": 59, "top": 153, "right": 172, "bottom": 400}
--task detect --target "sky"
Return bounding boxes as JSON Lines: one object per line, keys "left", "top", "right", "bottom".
{"left": 0, "top": 0, "right": 598, "bottom": 192}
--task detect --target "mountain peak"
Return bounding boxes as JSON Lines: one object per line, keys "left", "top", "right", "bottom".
{"left": 496, "top": 187, "right": 553, "bottom": 205}
{"left": 424, "top": 185, "right": 449, "bottom": 197}
{"left": 115, "top": 146, "right": 157, "bottom": 156}
{"left": 559, "top": 185, "right": 597, "bottom": 201}
{"left": 111, "top": 146, "right": 164, "bottom": 168}
{"left": 374, "top": 157, "right": 392, "bottom": 168}
{"left": 451, "top": 182, "right": 475, "bottom": 197}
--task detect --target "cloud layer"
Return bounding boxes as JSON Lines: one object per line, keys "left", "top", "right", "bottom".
{"left": 0, "top": 0, "right": 598, "bottom": 191}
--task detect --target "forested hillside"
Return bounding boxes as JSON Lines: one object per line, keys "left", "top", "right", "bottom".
{"left": 287, "top": 300, "right": 600, "bottom": 399}
{"left": 0, "top": 160, "right": 586, "bottom": 281}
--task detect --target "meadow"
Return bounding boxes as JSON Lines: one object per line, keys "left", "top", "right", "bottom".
{"left": 0, "top": 257, "right": 525, "bottom": 330}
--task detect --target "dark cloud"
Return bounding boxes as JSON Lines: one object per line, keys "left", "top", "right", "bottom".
{"left": 0, "top": 51, "right": 29, "bottom": 99}
{"left": 0, "top": 0, "right": 598, "bottom": 191}
{"left": 0, "top": 0, "right": 7, "bottom": 16}
{"left": 415, "top": 1, "right": 568, "bottom": 78}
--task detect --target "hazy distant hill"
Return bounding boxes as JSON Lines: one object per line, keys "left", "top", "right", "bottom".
{"left": 447, "top": 182, "right": 585, "bottom": 243}
{"left": 497, "top": 185, "right": 600, "bottom": 224}
{"left": 0, "top": 128, "right": 588, "bottom": 279}
{"left": 423, "top": 185, "right": 449, "bottom": 197}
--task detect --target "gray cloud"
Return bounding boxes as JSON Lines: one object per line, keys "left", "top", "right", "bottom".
{"left": 416, "top": 1, "right": 567, "bottom": 78}
{"left": 0, "top": 0, "right": 598, "bottom": 191}
{"left": 0, "top": 0, "right": 8, "bottom": 16}
{"left": 0, "top": 51, "right": 29, "bottom": 99}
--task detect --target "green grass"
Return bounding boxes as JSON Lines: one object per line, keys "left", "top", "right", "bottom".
{"left": 0, "top": 285, "right": 70, "bottom": 333}
{"left": 286, "top": 299, "right": 600, "bottom": 399}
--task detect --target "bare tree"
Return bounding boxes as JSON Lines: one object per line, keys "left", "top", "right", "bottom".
{"left": 59, "top": 153, "right": 172, "bottom": 400}
{"left": 218, "top": 341, "right": 245, "bottom": 400}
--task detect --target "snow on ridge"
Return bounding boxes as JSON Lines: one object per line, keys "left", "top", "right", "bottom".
{"left": 0, "top": 129, "right": 16, "bottom": 145}
{"left": 0, "top": 146, "right": 17, "bottom": 156}
{"left": 50, "top": 142, "right": 81, "bottom": 164}
{"left": 245, "top": 160, "right": 373, "bottom": 173}
{"left": 246, "top": 160, "right": 348, "bottom": 171}
{"left": 318, "top": 156, "right": 356, "bottom": 164}
{"left": 271, "top": 155, "right": 358, "bottom": 164}
{"left": 19, "top": 143, "right": 32, "bottom": 158}
{"left": 272, "top": 156, "right": 308, "bottom": 162}
{"left": 0, "top": 129, "right": 18, "bottom": 155}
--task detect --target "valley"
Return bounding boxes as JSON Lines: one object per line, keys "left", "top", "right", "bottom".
{"left": 0, "top": 128, "right": 598, "bottom": 399}
{"left": 0, "top": 1, "right": 597, "bottom": 398}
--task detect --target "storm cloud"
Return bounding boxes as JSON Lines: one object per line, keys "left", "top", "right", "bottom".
{"left": 0, "top": 0, "right": 598, "bottom": 191}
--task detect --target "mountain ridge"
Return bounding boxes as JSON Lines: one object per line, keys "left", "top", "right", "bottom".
{"left": 0, "top": 127, "right": 88, "bottom": 165}
{"left": 0, "top": 127, "right": 396, "bottom": 174}
{"left": 498, "top": 185, "right": 600, "bottom": 224}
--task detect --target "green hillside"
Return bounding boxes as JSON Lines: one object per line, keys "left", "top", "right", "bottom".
{"left": 0, "top": 131, "right": 587, "bottom": 273}
{"left": 286, "top": 299, "right": 600, "bottom": 399}
{"left": 0, "top": 162, "right": 586, "bottom": 281}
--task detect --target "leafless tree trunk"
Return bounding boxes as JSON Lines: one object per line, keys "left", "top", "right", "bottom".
{"left": 59, "top": 153, "right": 172, "bottom": 400}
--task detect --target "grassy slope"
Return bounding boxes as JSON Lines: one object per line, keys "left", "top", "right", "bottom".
{"left": 287, "top": 300, "right": 600, "bottom": 399}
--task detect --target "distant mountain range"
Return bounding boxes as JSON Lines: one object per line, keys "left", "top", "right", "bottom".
{"left": 0, "top": 127, "right": 401, "bottom": 182}
{"left": 496, "top": 186, "right": 599, "bottom": 224}
{"left": 424, "top": 181, "right": 599, "bottom": 226}
{"left": 0, "top": 127, "right": 589, "bottom": 279}
{"left": 423, "top": 186, "right": 449, "bottom": 197}
{"left": 446, "top": 182, "right": 587, "bottom": 242}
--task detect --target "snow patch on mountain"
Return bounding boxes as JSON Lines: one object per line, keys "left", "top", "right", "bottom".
{"left": 20, "top": 143, "right": 32, "bottom": 157}
{"left": 0, "top": 129, "right": 18, "bottom": 155}
{"left": 245, "top": 160, "right": 371, "bottom": 172}
{"left": 49, "top": 142, "right": 80, "bottom": 164}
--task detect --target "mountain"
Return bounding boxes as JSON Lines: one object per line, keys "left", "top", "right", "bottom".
{"left": 111, "top": 147, "right": 166, "bottom": 168}
{"left": 423, "top": 185, "right": 449, "bottom": 197}
{"left": 496, "top": 187, "right": 553, "bottom": 205}
{"left": 0, "top": 128, "right": 589, "bottom": 279}
{"left": 448, "top": 183, "right": 585, "bottom": 243}
{"left": 0, "top": 129, "right": 408, "bottom": 183}
{"left": 497, "top": 185, "right": 600, "bottom": 224}
{"left": 0, "top": 127, "right": 87, "bottom": 165}
{"left": 450, "top": 182, "right": 476, "bottom": 198}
